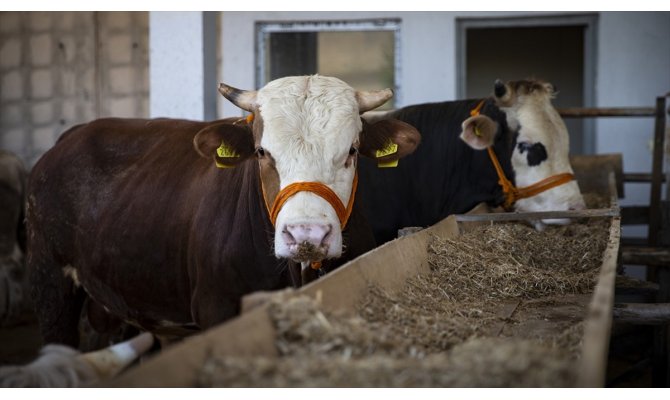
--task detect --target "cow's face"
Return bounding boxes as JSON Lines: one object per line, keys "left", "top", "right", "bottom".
{"left": 195, "top": 75, "right": 420, "bottom": 262}
{"left": 462, "top": 79, "right": 585, "bottom": 228}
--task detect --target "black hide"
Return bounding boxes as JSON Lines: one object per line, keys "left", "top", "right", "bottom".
{"left": 357, "top": 98, "right": 516, "bottom": 245}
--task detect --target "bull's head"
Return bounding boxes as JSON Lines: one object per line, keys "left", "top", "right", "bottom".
{"left": 194, "top": 75, "right": 420, "bottom": 262}
{"left": 460, "top": 79, "right": 586, "bottom": 229}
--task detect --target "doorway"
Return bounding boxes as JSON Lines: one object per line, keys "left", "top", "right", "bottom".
{"left": 457, "top": 15, "right": 598, "bottom": 155}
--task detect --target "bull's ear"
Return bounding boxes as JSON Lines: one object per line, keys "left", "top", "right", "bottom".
{"left": 193, "top": 122, "right": 255, "bottom": 168}
{"left": 359, "top": 119, "right": 421, "bottom": 166}
{"left": 460, "top": 114, "right": 498, "bottom": 150}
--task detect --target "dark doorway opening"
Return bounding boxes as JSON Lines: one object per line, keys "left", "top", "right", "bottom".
{"left": 464, "top": 24, "right": 589, "bottom": 155}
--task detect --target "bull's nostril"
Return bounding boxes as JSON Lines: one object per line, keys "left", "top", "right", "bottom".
{"left": 285, "top": 223, "right": 331, "bottom": 249}
{"left": 320, "top": 224, "right": 333, "bottom": 246}
{"left": 282, "top": 226, "right": 296, "bottom": 245}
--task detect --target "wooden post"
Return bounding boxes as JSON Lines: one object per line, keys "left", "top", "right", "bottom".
{"left": 648, "top": 96, "right": 667, "bottom": 276}
{"left": 649, "top": 96, "right": 669, "bottom": 387}
{"left": 614, "top": 303, "right": 670, "bottom": 324}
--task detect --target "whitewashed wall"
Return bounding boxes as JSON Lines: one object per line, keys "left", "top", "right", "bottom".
{"left": 220, "top": 11, "right": 454, "bottom": 117}
{"left": 595, "top": 12, "right": 670, "bottom": 209}
{"left": 2, "top": 11, "right": 667, "bottom": 206}
{"left": 219, "top": 11, "right": 670, "bottom": 211}
{"left": 219, "top": 11, "right": 570, "bottom": 117}
{"left": 149, "top": 11, "right": 217, "bottom": 120}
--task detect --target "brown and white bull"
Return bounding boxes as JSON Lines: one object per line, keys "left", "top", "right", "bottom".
{"left": 26, "top": 75, "right": 420, "bottom": 347}
{"left": 359, "top": 79, "right": 586, "bottom": 244}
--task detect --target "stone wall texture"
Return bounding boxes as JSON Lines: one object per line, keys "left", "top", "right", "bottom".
{"left": 0, "top": 11, "right": 149, "bottom": 166}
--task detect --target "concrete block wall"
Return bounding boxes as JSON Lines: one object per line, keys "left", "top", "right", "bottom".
{"left": 97, "top": 12, "right": 149, "bottom": 119}
{"left": 0, "top": 11, "right": 149, "bottom": 167}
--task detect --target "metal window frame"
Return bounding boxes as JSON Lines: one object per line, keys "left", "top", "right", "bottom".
{"left": 255, "top": 18, "right": 402, "bottom": 104}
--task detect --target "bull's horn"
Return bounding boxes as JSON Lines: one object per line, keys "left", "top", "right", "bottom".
{"left": 78, "top": 332, "right": 154, "bottom": 380}
{"left": 356, "top": 89, "right": 394, "bottom": 113}
{"left": 218, "top": 83, "right": 257, "bottom": 112}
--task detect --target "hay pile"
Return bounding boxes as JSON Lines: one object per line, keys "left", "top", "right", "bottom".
{"left": 426, "top": 221, "right": 609, "bottom": 302}
{"left": 199, "top": 338, "right": 574, "bottom": 387}
{"left": 198, "top": 196, "right": 611, "bottom": 387}
{"left": 353, "top": 218, "right": 608, "bottom": 356}
{"left": 198, "top": 295, "right": 576, "bottom": 387}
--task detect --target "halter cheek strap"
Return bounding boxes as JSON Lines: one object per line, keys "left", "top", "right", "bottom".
{"left": 486, "top": 146, "right": 575, "bottom": 210}
{"left": 470, "top": 99, "right": 575, "bottom": 210}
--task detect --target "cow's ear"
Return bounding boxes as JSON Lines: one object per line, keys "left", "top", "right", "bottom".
{"left": 359, "top": 119, "right": 421, "bottom": 165}
{"left": 460, "top": 114, "right": 498, "bottom": 150}
{"left": 193, "top": 122, "right": 255, "bottom": 168}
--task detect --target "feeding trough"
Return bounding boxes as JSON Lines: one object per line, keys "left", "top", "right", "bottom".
{"left": 105, "top": 154, "right": 621, "bottom": 388}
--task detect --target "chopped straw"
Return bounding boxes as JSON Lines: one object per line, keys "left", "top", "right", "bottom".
{"left": 197, "top": 194, "right": 611, "bottom": 387}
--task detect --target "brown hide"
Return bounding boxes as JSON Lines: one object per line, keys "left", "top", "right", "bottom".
{"left": 26, "top": 117, "right": 376, "bottom": 347}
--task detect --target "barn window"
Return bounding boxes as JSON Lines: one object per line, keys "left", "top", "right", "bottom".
{"left": 256, "top": 19, "right": 400, "bottom": 109}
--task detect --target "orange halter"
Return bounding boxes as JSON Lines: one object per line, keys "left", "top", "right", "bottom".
{"left": 263, "top": 173, "right": 358, "bottom": 271}
{"left": 471, "top": 100, "right": 575, "bottom": 210}
{"left": 266, "top": 173, "right": 358, "bottom": 230}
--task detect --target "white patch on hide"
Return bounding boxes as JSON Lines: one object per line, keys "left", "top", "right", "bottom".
{"left": 62, "top": 265, "right": 81, "bottom": 287}
{"left": 498, "top": 83, "right": 585, "bottom": 219}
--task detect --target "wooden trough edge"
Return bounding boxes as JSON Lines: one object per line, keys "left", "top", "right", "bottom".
{"left": 576, "top": 171, "right": 620, "bottom": 387}
{"left": 576, "top": 213, "right": 620, "bottom": 387}
{"left": 106, "top": 210, "right": 462, "bottom": 387}
{"left": 455, "top": 207, "right": 619, "bottom": 223}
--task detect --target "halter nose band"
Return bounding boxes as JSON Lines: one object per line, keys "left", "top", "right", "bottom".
{"left": 264, "top": 172, "right": 359, "bottom": 230}
{"left": 263, "top": 172, "right": 359, "bottom": 273}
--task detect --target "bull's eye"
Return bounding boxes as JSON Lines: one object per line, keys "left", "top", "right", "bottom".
{"left": 349, "top": 147, "right": 357, "bottom": 156}
{"left": 256, "top": 147, "right": 265, "bottom": 158}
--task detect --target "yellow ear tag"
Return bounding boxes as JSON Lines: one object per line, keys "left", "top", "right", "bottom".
{"left": 375, "top": 142, "right": 399, "bottom": 168}
{"left": 215, "top": 142, "right": 240, "bottom": 169}
{"left": 378, "top": 159, "right": 399, "bottom": 168}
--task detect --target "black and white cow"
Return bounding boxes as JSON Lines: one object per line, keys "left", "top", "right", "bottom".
{"left": 358, "top": 79, "right": 585, "bottom": 244}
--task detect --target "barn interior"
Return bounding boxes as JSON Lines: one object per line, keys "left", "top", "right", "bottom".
{"left": 0, "top": 10, "right": 669, "bottom": 388}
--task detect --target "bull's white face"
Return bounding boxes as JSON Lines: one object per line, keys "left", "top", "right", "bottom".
{"left": 257, "top": 76, "right": 361, "bottom": 261}
{"left": 495, "top": 80, "right": 586, "bottom": 227}
{"left": 211, "top": 75, "right": 413, "bottom": 263}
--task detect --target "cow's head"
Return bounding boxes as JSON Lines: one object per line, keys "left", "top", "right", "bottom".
{"left": 194, "top": 75, "right": 420, "bottom": 263}
{"left": 461, "top": 79, "right": 585, "bottom": 228}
